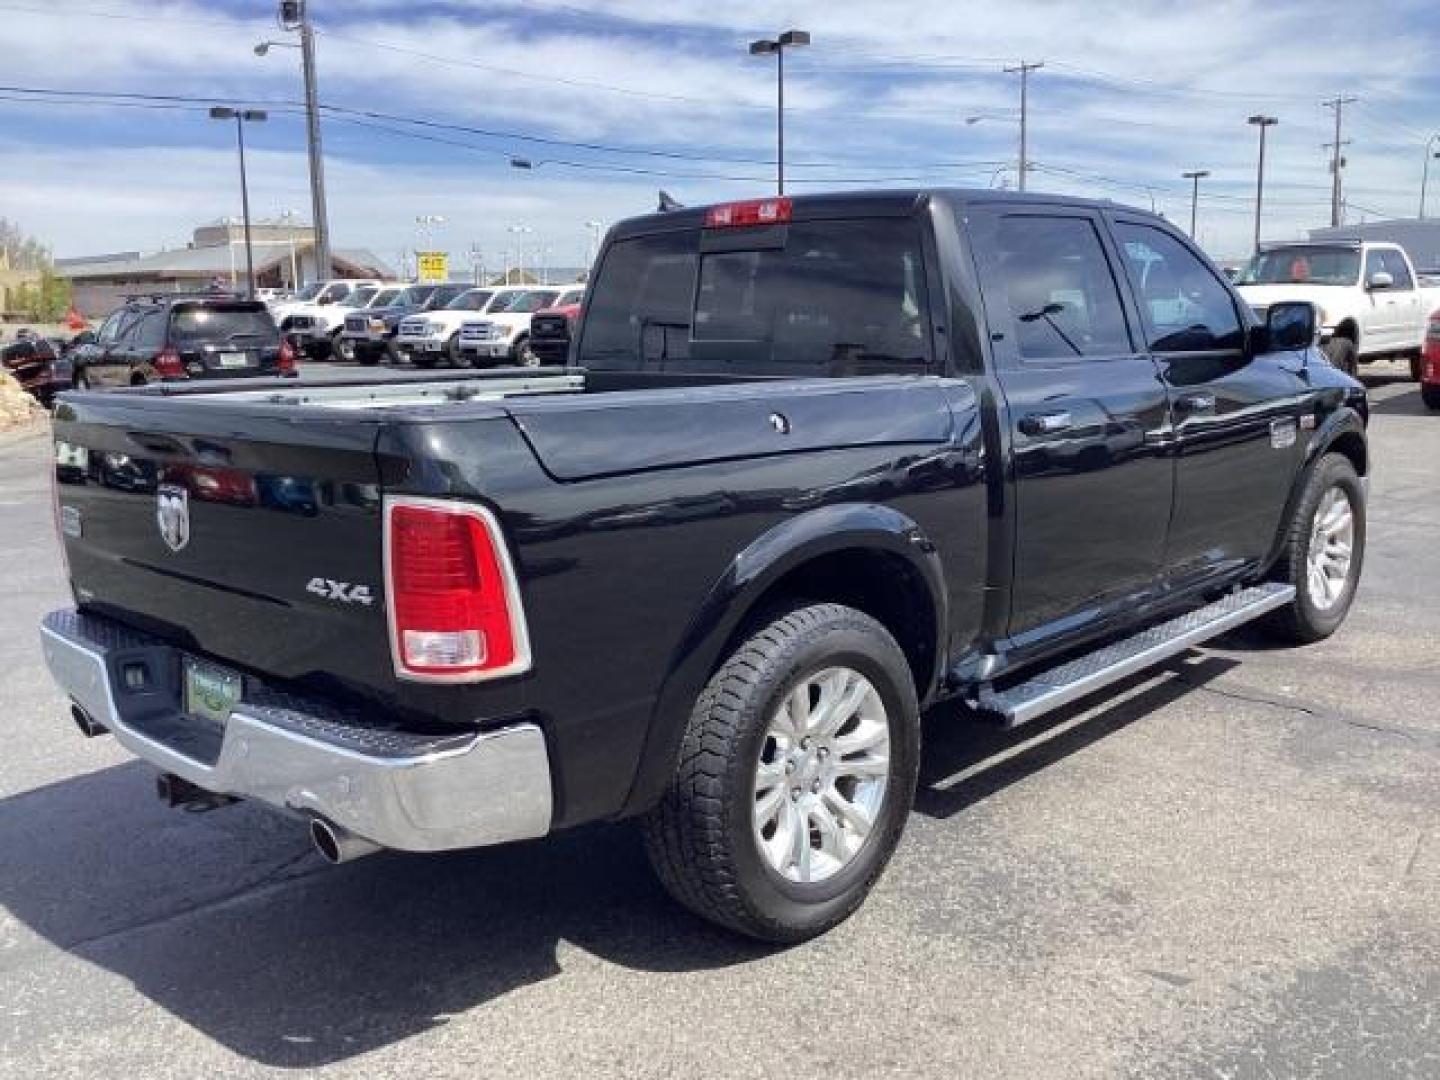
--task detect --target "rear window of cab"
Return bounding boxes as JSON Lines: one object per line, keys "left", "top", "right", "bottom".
{"left": 577, "top": 218, "right": 932, "bottom": 376}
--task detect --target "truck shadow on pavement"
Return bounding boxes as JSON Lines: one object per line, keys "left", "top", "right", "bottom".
{"left": 0, "top": 653, "right": 1236, "bottom": 1068}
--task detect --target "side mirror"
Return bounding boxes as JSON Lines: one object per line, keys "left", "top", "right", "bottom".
{"left": 1266, "top": 301, "right": 1317, "bottom": 351}
{"left": 1367, "top": 270, "right": 1394, "bottom": 291}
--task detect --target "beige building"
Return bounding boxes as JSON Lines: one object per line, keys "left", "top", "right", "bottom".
{"left": 55, "top": 220, "right": 395, "bottom": 318}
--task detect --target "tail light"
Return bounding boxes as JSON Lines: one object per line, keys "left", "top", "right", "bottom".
{"left": 705, "top": 197, "right": 792, "bottom": 229}
{"left": 277, "top": 338, "right": 297, "bottom": 374}
{"left": 384, "top": 497, "right": 531, "bottom": 682}
{"left": 153, "top": 347, "right": 185, "bottom": 379}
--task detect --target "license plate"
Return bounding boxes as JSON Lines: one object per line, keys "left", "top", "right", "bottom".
{"left": 183, "top": 659, "right": 243, "bottom": 724}
{"left": 218, "top": 352, "right": 248, "bottom": 368}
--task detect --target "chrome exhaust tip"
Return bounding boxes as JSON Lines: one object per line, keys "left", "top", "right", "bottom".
{"left": 71, "top": 703, "right": 108, "bottom": 738}
{"left": 309, "top": 818, "right": 382, "bottom": 865}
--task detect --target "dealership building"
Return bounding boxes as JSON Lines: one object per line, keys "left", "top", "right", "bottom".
{"left": 55, "top": 220, "right": 394, "bottom": 317}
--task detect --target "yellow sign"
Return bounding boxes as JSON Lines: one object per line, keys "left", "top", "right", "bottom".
{"left": 416, "top": 251, "right": 449, "bottom": 283}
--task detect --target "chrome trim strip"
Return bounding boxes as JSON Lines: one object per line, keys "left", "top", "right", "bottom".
{"left": 40, "top": 618, "right": 552, "bottom": 852}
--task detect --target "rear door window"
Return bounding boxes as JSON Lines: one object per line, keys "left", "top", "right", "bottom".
{"left": 990, "top": 215, "right": 1132, "bottom": 361}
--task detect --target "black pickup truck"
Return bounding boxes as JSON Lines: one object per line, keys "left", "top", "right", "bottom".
{"left": 41, "top": 190, "right": 1368, "bottom": 943}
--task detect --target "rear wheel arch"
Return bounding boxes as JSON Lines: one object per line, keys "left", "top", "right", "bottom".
{"left": 622, "top": 505, "right": 948, "bottom": 818}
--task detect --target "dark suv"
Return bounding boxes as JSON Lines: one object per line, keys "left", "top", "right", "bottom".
{"left": 72, "top": 295, "right": 295, "bottom": 389}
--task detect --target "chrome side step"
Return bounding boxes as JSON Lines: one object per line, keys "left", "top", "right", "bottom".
{"left": 974, "top": 583, "right": 1296, "bottom": 727}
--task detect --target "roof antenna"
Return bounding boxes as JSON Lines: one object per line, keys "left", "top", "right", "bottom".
{"left": 657, "top": 190, "right": 684, "bottom": 212}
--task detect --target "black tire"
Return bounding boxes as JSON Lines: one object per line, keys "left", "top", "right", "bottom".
{"left": 514, "top": 335, "right": 538, "bottom": 367}
{"left": 642, "top": 603, "right": 920, "bottom": 944}
{"left": 1323, "top": 336, "right": 1359, "bottom": 376}
{"left": 445, "top": 333, "right": 464, "bottom": 368}
{"left": 335, "top": 336, "right": 357, "bottom": 364}
{"left": 73, "top": 369, "right": 91, "bottom": 390}
{"left": 355, "top": 345, "right": 379, "bottom": 366}
{"left": 1423, "top": 385, "right": 1440, "bottom": 412}
{"left": 1409, "top": 351, "right": 1424, "bottom": 383}
{"left": 1263, "top": 453, "right": 1366, "bottom": 644}
{"left": 383, "top": 340, "right": 401, "bottom": 366}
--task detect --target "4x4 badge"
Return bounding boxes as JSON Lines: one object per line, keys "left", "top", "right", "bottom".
{"left": 156, "top": 484, "right": 190, "bottom": 553}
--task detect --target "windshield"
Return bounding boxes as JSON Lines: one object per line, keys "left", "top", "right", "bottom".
{"left": 367, "top": 288, "right": 402, "bottom": 308}
{"left": 348, "top": 287, "right": 379, "bottom": 307}
{"left": 318, "top": 284, "right": 352, "bottom": 303}
{"left": 398, "top": 285, "right": 437, "bottom": 306}
{"left": 1241, "top": 247, "right": 1360, "bottom": 286}
{"left": 169, "top": 304, "right": 279, "bottom": 343}
{"left": 445, "top": 289, "right": 494, "bottom": 311}
{"left": 427, "top": 285, "right": 469, "bottom": 307}
{"left": 495, "top": 290, "right": 560, "bottom": 314}
{"left": 293, "top": 283, "right": 323, "bottom": 301}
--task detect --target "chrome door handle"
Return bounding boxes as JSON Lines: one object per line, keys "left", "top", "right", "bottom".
{"left": 1018, "top": 410, "right": 1073, "bottom": 436}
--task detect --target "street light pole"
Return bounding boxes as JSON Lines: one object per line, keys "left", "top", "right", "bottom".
{"left": 1248, "top": 114, "right": 1279, "bottom": 255}
{"left": 210, "top": 107, "right": 267, "bottom": 298}
{"left": 506, "top": 224, "right": 533, "bottom": 284}
{"left": 749, "top": 30, "right": 810, "bottom": 196}
{"left": 1003, "top": 60, "right": 1043, "bottom": 191}
{"left": 1182, "top": 169, "right": 1210, "bottom": 239}
{"left": 584, "top": 220, "right": 604, "bottom": 268}
{"left": 1420, "top": 134, "right": 1440, "bottom": 219}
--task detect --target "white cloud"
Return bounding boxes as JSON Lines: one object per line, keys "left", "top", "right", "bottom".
{"left": 1, "top": 0, "right": 1437, "bottom": 260}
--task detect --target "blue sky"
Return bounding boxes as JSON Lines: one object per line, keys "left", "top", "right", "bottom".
{"left": 3, "top": 0, "right": 1439, "bottom": 270}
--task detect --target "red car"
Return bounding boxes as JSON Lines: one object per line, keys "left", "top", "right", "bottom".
{"left": 529, "top": 288, "right": 585, "bottom": 365}
{"left": 1424, "top": 309, "right": 1440, "bottom": 411}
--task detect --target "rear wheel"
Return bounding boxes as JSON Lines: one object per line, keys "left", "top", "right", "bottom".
{"left": 1422, "top": 385, "right": 1440, "bottom": 411}
{"left": 1324, "top": 336, "right": 1359, "bottom": 376}
{"left": 643, "top": 603, "right": 920, "bottom": 943}
{"left": 1263, "top": 453, "right": 1365, "bottom": 643}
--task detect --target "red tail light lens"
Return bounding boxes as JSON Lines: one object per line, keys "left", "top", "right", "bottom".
{"left": 385, "top": 498, "right": 531, "bottom": 682}
{"left": 277, "top": 339, "right": 297, "bottom": 374}
{"left": 705, "top": 197, "right": 792, "bottom": 229}
{"left": 153, "top": 347, "right": 185, "bottom": 379}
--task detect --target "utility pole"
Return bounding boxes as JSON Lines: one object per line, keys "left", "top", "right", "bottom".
{"left": 1182, "top": 170, "right": 1210, "bottom": 239}
{"left": 1322, "top": 95, "right": 1357, "bottom": 228}
{"left": 1004, "top": 60, "right": 1043, "bottom": 191}
{"left": 1419, "top": 134, "right": 1440, "bottom": 219}
{"left": 270, "top": 2, "right": 332, "bottom": 282}
{"left": 1248, "top": 114, "right": 1279, "bottom": 254}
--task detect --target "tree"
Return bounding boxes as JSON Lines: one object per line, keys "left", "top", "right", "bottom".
{"left": 11, "top": 270, "right": 72, "bottom": 322}
{"left": 0, "top": 219, "right": 50, "bottom": 273}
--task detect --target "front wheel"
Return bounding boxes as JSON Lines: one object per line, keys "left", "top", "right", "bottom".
{"left": 335, "top": 336, "right": 356, "bottom": 363}
{"left": 1423, "top": 385, "right": 1440, "bottom": 412}
{"left": 1263, "top": 453, "right": 1365, "bottom": 643}
{"left": 643, "top": 603, "right": 920, "bottom": 943}
{"left": 1323, "top": 337, "right": 1359, "bottom": 376}
{"left": 1409, "top": 351, "right": 1424, "bottom": 383}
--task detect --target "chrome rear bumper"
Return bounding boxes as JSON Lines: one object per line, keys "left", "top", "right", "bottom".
{"left": 39, "top": 610, "right": 552, "bottom": 852}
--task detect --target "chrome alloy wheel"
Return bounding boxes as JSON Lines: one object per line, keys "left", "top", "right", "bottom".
{"left": 1307, "top": 486, "right": 1355, "bottom": 611}
{"left": 752, "top": 666, "right": 891, "bottom": 884}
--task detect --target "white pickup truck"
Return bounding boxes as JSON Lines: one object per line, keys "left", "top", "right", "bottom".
{"left": 1237, "top": 241, "right": 1440, "bottom": 378}
{"left": 272, "top": 279, "right": 385, "bottom": 359}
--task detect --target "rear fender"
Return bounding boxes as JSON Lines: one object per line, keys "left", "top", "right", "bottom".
{"left": 620, "top": 502, "right": 946, "bottom": 817}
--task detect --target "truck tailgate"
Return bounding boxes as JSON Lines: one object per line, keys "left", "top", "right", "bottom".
{"left": 52, "top": 393, "right": 395, "bottom": 697}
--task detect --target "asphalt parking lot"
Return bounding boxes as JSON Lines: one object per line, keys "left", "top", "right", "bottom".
{"left": 0, "top": 360, "right": 1436, "bottom": 1079}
